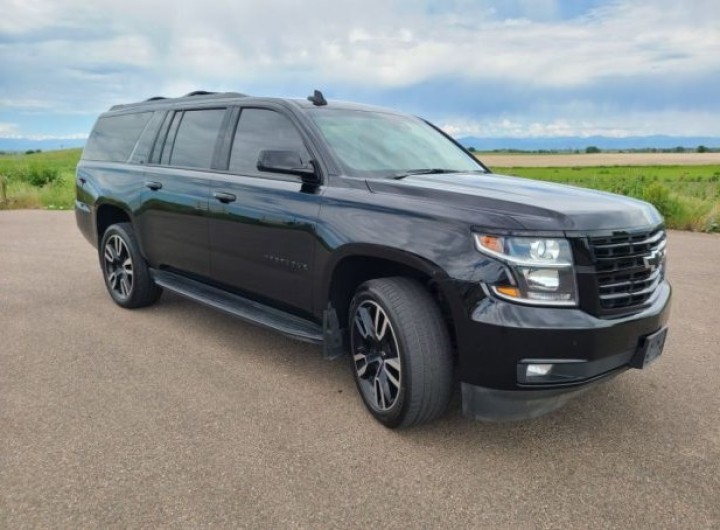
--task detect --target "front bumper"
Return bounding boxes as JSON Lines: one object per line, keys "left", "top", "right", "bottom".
{"left": 461, "top": 374, "right": 621, "bottom": 422}
{"left": 451, "top": 281, "right": 671, "bottom": 421}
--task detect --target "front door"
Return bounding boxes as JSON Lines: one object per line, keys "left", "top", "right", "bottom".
{"left": 208, "top": 107, "right": 323, "bottom": 314}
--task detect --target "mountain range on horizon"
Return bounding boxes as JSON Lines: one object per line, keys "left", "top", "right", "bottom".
{"left": 1, "top": 135, "right": 719, "bottom": 154}
{"left": 0, "top": 137, "right": 86, "bottom": 152}
{"left": 457, "top": 135, "right": 720, "bottom": 152}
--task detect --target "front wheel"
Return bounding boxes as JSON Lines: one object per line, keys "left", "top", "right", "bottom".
{"left": 349, "top": 277, "right": 453, "bottom": 428}
{"left": 99, "top": 222, "right": 162, "bottom": 309}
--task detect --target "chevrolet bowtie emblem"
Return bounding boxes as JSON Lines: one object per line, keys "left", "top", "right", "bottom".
{"left": 643, "top": 249, "right": 663, "bottom": 272}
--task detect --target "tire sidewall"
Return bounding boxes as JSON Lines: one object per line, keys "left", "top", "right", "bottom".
{"left": 99, "top": 224, "right": 139, "bottom": 308}
{"left": 349, "top": 285, "right": 412, "bottom": 428}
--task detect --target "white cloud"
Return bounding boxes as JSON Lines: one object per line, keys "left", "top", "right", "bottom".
{"left": 0, "top": 98, "right": 54, "bottom": 110}
{"left": 0, "top": 0, "right": 65, "bottom": 33}
{"left": 146, "top": 0, "right": 718, "bottom": 89}
{"left": 0, "top": 0, "right": 719, "bottom": 137}
{"left": 440, "top": 109, "right": 720, "bottom": 138}
{"left": 4, "top": 0, "right": 719, "bottom": 88}
{"left": 0, "top": 122, "right": 19, "bottom": 136}
{"left": 18, "top": 132, "right": 88, "bottom": 140}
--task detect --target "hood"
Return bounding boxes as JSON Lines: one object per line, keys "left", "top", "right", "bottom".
{"left": 366, "top": 172, "right": 662, "bottom": 232}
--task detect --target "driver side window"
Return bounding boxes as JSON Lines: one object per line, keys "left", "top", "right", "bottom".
{"left": 229, "top": 109, "right": 309, "bottom": 175}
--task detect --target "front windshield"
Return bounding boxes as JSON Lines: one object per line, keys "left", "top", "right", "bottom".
{"left": 308, "top": 109, "right": 485, "bottom": 178}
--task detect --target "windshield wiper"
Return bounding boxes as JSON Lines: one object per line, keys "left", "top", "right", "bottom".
{"left": 392, "top": 169, "right": 464, "bottom": 180}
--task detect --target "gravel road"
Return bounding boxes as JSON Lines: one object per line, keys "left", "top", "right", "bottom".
{"left": 1, "top": 210, "right": 718, "bottom": 529}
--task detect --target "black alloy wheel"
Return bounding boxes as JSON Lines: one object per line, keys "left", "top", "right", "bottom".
{"left": 99, "top": 223, "right": 162, "bottom": 309}
{"left": 349, "top": 277, "right": 453, "bottom": 428}
{"left": 103, "top": 233, "right": 134, "bottom": 300}
{"left": 351, "top": 299, "right": 403, "bottom": 412}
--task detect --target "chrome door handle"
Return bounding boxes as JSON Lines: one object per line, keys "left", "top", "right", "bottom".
{"left": 213, "top": 191, "right": 237, "bottom": 203}
{"left": 145, "top": 181, "right": 162, "bottom": 190}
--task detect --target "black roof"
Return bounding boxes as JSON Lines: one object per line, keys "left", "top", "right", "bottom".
{"left": 109, "top": 91, "right": 250, "bottom": 111}
{"left": 106, "top": 90, "right": 398, "bottom": 115}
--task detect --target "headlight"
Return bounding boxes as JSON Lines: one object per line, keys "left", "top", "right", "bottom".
{"left": 474, "top": 234, "right": 577, "bottom": 306}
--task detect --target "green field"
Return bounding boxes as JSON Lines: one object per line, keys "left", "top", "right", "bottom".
{"left": 0, "top": 149, "right": 81, "bottom": 210}
{"left": 1, "top": 149, "right": 718, "bottom": 231}
{"left": 494, "top": 165, "right": 720, "bottom": 232}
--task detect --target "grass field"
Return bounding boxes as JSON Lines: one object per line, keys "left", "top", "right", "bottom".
{"left": 1, "top": 149, "right": 718, "bottom": 231}
{"left": 490, "top": 164, "right": 720, "bottom": 232}
{"left": 0, "top": 149, "right": 81, "bottom": 210}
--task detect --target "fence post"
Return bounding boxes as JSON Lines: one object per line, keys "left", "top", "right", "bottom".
{"left": 0, "top": 174, "right": 7, "bottom": 204}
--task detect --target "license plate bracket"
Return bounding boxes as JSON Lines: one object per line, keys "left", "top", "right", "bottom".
{"left": 630, "top": 327, "right": 668, "bottom": 369}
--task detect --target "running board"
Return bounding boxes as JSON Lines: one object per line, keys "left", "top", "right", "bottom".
{"left": 151, "top": 270, "right": 323, "bottom": 344}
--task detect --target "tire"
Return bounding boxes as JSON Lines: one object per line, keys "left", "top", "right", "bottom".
{"left": 348, "top": 277, "right": 453, "bottom": 428}
{"left": 99, "top": 222, "right": 162, "bottom": 309}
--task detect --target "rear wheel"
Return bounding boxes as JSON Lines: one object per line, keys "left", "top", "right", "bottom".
{"left": 349, "top": 277, "right": 453, "bottom": 428}
{"left": 99, "top": 222, "right": 161, "bottom": 308}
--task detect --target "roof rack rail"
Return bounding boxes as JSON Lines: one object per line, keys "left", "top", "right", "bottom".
{"left": 109, "top": 91, "right": 251, "bottom": 111}
{"left": 184, "top": 90, "right": 217, "bottom": 97}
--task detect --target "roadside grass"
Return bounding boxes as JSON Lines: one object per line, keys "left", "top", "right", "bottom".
{"left": 1, "top": 149, "right": 718, "bottom": 231}
{"left": 0, "top": 149, "right": 81, "bottom": 210}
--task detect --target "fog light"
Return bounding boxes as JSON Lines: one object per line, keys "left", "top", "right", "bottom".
{"left": 526, "top": 363, "right": 553, "bottom": 377}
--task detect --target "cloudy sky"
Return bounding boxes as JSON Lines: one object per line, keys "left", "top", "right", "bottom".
{"left": 1, "top": 0, "right": 719, "bottom": 140}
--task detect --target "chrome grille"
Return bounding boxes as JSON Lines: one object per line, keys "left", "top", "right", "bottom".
{"left": 588, "top": 228, "right": 667, "bottom": 312}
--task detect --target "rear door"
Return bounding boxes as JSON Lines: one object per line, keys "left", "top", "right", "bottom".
{"left": 135, "top": 107, "right": 229, "bottom": 277}
{"left": 208, "top": 106, "right": 323, "bottom": 313}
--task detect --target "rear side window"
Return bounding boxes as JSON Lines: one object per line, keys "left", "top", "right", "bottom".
{"left": 229, "top": 109, "right": 309, "bottom": 174}
{"left": 168, "top": 109, "right": 226, "bottom": 169}
{"left": 83, "top": 112, "right": 153, "bottom": 162}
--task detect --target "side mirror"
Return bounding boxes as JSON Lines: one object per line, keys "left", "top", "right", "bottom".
{"left": 257, "top": 150, "right": 319, "bottom": 184}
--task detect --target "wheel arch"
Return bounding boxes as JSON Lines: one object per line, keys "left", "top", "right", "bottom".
{"left": 95, "top": 201, "right": 133, "bottom": 242}
{"left": 321, "top": 245, "right": 457, "bottom": 347}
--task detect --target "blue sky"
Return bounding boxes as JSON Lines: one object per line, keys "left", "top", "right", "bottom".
{"left": 0, "top": 0, "right": 718, "bottom": 140}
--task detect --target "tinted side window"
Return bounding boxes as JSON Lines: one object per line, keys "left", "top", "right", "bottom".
{"left": 229, "top": 109, "right": 309, "bottom": 174}
{"left": 83, "top": 112, "right": 153, "bottom": 162}
{"left": 168, "top": 109, "right": 226, "bottom": 169}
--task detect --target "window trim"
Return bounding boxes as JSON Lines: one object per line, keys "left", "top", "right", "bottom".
{"left": 149, "top": 111, "right": 172, "bottom": 165}
{"left": 161, "top": 111, "right": 183, "bottom": 166}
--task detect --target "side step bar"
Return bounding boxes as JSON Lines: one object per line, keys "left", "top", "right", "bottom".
{"left": 151, "top": 270, "right": 323, "bottom": 344}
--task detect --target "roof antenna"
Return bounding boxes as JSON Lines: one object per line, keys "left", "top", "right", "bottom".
{"left": 307, "top": 89, "right": 327, "bottom": 106}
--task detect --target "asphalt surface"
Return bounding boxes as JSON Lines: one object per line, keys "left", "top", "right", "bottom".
{"left": 1, "top": 210, "right": 718, "bottom": 529}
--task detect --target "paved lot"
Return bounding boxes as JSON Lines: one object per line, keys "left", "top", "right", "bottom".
{"left": 1, "top": 210, "right": 718, "bottom": 529}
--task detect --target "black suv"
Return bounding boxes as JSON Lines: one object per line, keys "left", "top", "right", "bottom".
{"left": 76, "top": 90, "right": 671, "bottom": 427}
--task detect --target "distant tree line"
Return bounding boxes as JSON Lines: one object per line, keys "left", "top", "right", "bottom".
{"left": 466, "top": 146, "right": 719, "bottom": 154}
{"left": 0, "top": 149, "right": 44, "bottom": 156}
